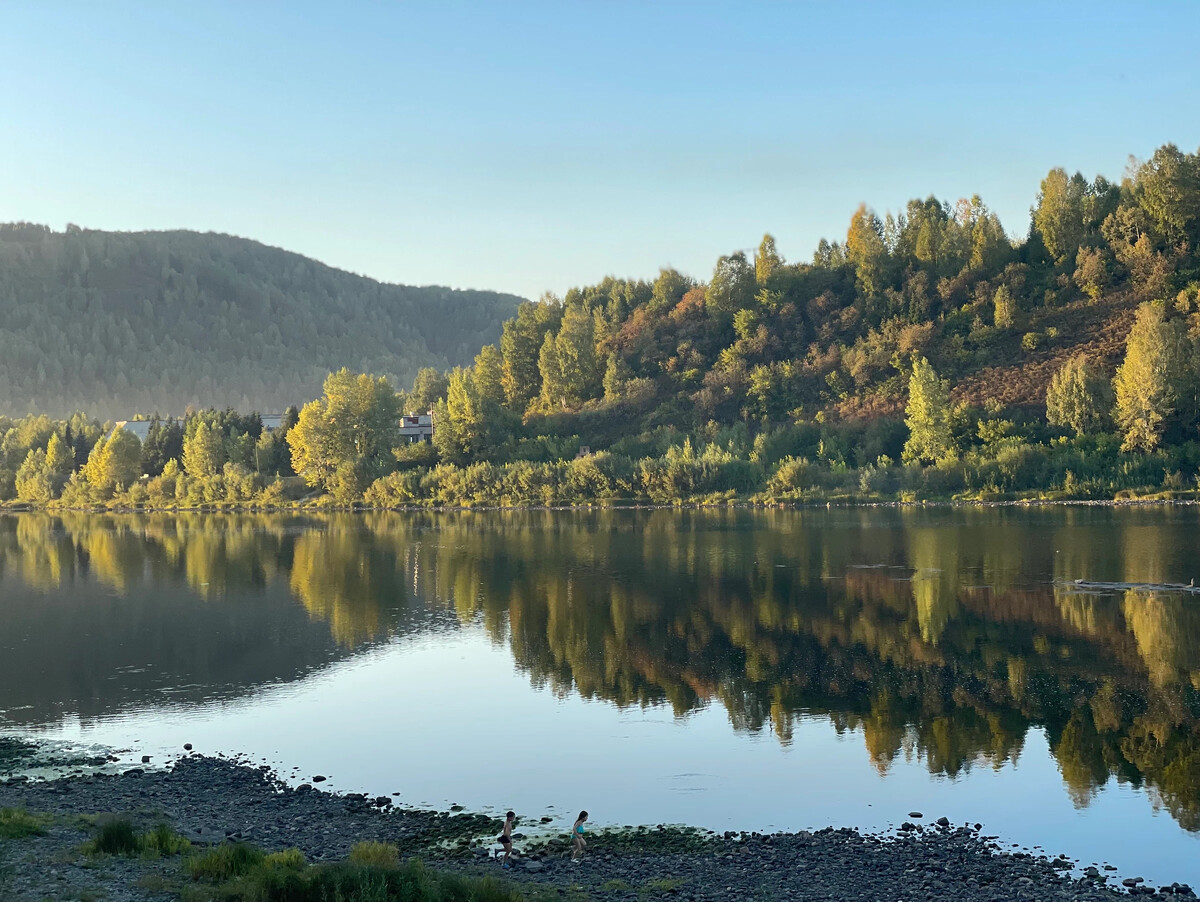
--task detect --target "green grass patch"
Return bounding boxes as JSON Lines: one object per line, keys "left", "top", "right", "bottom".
{"left": 0, "top": 807, "right": 49, "bottom": 839}
{"left": 187, "top": 846, "right": 523, "bottom": 902}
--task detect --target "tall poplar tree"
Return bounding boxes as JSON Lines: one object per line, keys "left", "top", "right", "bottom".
{"left": 903, "top": 357, "right": 954, "bottom": 463}
{"left": 1113, "top": 303, "right": 1198, "bottom": 451}
{"left": 1046, "top": 355, "right": 1110, "bottom": 436}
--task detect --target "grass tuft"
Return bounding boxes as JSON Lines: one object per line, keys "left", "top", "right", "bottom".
{"left": 348, "top": 840, "right": 399, "bottom": 868}
{"left": 91, "top": 818, "right": 139, "bottom": 855}
{"left": 263, "top": 848, "right": 306, "bottom": 869}
{"left": 143, "top": 823, "right": 192, "bottom": 856}
{"left": 187, "top": 842, "right": 265, "bottom": 882}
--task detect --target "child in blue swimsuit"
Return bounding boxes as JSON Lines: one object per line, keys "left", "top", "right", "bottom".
{"left": 571, "top": 810, "right": 588, "bottom": 861}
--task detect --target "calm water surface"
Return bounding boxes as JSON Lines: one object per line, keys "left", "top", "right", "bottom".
{"left": 2, "top": 508, "right": 1199, "bottom": 884}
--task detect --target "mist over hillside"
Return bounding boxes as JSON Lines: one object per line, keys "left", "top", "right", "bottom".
{"left": 0, "top": 224, "right": 524, "bottom": 418}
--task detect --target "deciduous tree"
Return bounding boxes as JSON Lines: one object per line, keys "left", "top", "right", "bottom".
{"left": 1046, "top": 355, "right": 1111, "bottom": 436}
{"left": 288, "top": 369, "right": 402, "bottom": 501}
{"left": 1113, "top": 303, "right": 1199, "bottom": 451}
{"left": 903, "top": 357, "right": 954, "bottom": 463}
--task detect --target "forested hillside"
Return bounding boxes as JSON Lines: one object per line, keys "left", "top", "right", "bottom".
{"left": 0, "top": 225, "right": 523, "bottom": 417}
{"left": 464, "top": 144, "right": 1197, "bottom": 437}
{"left": 7, "top": 142, "right": 1200, "bottom": 508}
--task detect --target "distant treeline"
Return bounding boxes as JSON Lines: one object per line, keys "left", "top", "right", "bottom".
{"left": 0, "top": 225, "right": 523, "bottom": 417}
{"left": 5, "top": 141, "right": 1200, "bottom": 506}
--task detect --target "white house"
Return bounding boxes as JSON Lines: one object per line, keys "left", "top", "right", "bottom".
{"left": 398, "top": 413, "right": 434, "bottom": 444}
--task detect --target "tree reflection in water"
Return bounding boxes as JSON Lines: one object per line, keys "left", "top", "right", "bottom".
{"left": 1, "top": 508, "right": 1198, "bottom": 829}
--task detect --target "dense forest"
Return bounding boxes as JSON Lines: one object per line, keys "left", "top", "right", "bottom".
{"left": 4, "top": 141, "right": 1200, "bottom": 506}
{"left": 0, "top": 225, "right": 523, "bottom": 417}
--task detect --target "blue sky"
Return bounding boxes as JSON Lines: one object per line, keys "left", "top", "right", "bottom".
{"left": 3, "top": 2, "right": 1198, "bottom": 301}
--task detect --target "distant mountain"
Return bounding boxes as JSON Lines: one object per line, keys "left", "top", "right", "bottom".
{"left": 0, "top": 224, "right": 524, "bottom": 417}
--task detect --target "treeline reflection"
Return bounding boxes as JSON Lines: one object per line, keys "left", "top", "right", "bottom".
{"left": 1, "top": 509, "right": 1198, "bottom": 829}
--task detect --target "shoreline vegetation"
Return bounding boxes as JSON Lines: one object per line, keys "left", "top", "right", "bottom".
{"left": 6, "top": 143, "right": 1200, "bottom": 512}
{"left": 0, "top": 746, "right": 1170, "bottom": 901}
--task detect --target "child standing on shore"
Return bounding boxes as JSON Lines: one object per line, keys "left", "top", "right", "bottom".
{"left": 498, "top": 811, "right": 516, "bottom": 868}
{"left": 571, "top": 810, "right": 588, "bottom": 862}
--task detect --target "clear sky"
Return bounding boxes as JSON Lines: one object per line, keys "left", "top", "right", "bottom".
{"left": 3, "top": 1, "right": 1198, "bottom": 301}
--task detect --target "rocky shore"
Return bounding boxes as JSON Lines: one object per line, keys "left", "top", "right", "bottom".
{"left": 0, "top": 753, "right": 1191, "bottom": 901}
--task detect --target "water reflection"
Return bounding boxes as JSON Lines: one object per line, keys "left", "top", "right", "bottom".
{"left": 1, "top": 508, "right": 1199, "bottom": 830}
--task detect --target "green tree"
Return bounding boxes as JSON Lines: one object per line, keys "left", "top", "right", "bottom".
{"left": 82, "top": 429, "right": 142, "bottom": 496}
{"left": 650, "top": 268, "right": 692, "bottom": 313}
{"left": 964, "top": 196, "right": 1010, "bottom": 272}
{"left": 756, "top": 234, "right": 783, "bottom": 285}
{"left": 553, "top": 305, "right": 601, "bottom": 406}
{"left": 1131, "top": 144, "right": 1200, "bottom": 247}
{"left": 473, "top": 344, "right": 506, "bottom": 404}
{"left": 993, "top": 285, "right": 1017, "bottom": 329}
{"left": 903, "top": 357, "right": 954, "bottom": 463}
{"left": 1033, "top": 168, "right": 1088, "bottom": 261}
{"left": 537, "top": 331, "right": 565, "bottom": 409}
{"left": 182, "top": 420, "right": 225, "bottom": 477}
{"left": 603, "top": 353, "right": 633, "bottom": 402}
{"left": 442, "top": 367, "right": 484, "bottom": 461}
{"left": 288, "top": 369, "right": 403, "bottom": 501}
{"left": 501, "top": 295, "right": 561, "bottom": 410}
{"left": 846, "top": 204, "right": 888, "bottom": 298}
{"left": 45, "top": 431, "right": 74, "bottom": 480}
{"left": 706, "top": 252, "right": 756, "bottom": 323}
{"left": 141, "top": 418, "right": 184, "bottom": 477}
{"left": 15, "top": 448, "right": 52, "bottom": 502}
{"left": 225, "top": 428, "right": 255, "bottom": 470}
{"left": 1113, "top": 303, "right": 1199, "bottom": 451}
{"left": 1046, "top": 355, "right": 1111, "bottom": 436}
{"left": 906, "top": 197, "right": 950, "bottom": 272}
{"left": 408, "top": 367, "right": 448, "bottom": 413}
{"left": 1073, "top": 246, "right": 1110, "bottom": 301}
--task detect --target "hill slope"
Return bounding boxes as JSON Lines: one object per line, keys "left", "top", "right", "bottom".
{"left": 0, "top": 224, "right": 524, "bottom": 417}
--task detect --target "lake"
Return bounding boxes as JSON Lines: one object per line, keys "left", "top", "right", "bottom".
{"left": 1, "top": 507, "right": 1199, "bottom": 885}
